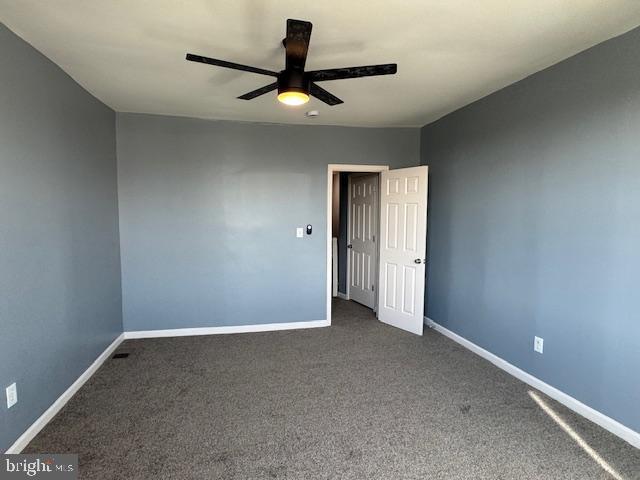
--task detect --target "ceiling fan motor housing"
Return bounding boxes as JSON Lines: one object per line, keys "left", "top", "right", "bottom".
{"left": 278, "top": 69, "right": 310, "bottom": 95}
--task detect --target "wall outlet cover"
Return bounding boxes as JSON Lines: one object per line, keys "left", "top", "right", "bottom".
{"left": 534, "top": 336, "right": 544, "bottom": 354}
{"left": 6, "top": 382, "right": 17, "bottom": 408}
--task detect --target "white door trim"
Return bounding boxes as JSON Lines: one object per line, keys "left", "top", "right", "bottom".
{"left": 326, "top": 164, "right": 389, "bottom": 325}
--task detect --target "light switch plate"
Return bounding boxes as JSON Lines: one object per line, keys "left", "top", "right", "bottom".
{"left": 296, "top": 227, "right": 303, "bottom": 238}
{"left": 6, "top": 382, "right": 17, "bottom": 409}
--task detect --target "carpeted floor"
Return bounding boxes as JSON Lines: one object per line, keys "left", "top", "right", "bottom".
{"left": 25, "top": 299, "right": 640, "bottom": 479}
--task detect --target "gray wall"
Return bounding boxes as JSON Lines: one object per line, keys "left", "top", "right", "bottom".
{"left": 422, "top": 26, "right": 640, "bottom": 432}
{"left": 117, "top": 113, "right": 419, "bottom": 331}
{"left": 0, "top": 24, "right": 122, "bottom": 450}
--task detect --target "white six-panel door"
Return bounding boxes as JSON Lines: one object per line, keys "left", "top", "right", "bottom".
{"left": 348, "top": 174, "right": 378, "bottom": 309}
{"left": 378, "top": 166, "right": 428, "bottom": 335}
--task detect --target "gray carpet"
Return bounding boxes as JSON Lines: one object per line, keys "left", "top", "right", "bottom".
{"left": 25, "top": 299, "right": 640, "bottom": 479}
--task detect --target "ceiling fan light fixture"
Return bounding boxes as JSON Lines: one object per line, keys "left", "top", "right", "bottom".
{"left": 186, "top": 19, "right": 397, "bottom": 107}
{"left": 278, "top": 90, "right": 310, "bottom": 106}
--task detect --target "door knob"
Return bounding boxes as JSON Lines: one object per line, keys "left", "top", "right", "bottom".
{"left": 347, "top": 244, "right": 353, "bottom": 249}
{"left": 414, "top": 258, "right": 422, "bottom": 264}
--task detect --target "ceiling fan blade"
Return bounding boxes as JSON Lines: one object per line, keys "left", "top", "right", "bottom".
{"left": 238, "top": 82, "right": 279, "bottom": 100}
{"left": 308, "top": 64, "right": 397, "bottom": 82}
{"left": 186, "top": 53, "right": 278, "bottom": 77}
{"left": 285, "top": 19, "right": 312, "bottom": 71}
{"left": 310, "top": 83, "right": 343, "bottom": 106}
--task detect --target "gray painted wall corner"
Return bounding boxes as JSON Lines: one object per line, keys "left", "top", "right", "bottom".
{"left": 0, "top": 24, "right": 122, "bottom": 451}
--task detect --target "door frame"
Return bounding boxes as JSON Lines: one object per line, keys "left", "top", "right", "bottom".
{"left": 346, "top": 173, "right": 380, "bottom": 311}
{"left": 326, "top": 164, "right": 389, "bottom": 325}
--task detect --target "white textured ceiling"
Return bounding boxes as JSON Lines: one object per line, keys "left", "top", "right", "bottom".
{"left": 2, "top": 0, "right": 640, "bottom": 127}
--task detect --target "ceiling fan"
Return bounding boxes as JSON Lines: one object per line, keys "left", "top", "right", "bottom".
{"left": 186, "top": 19, "right": 397, "bottom": 107}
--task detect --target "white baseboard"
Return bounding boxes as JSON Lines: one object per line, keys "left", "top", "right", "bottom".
{"left": 336, "top": 292, "right": 349, "bottom": 301}
{"left": 6, "top": 333, "right": 125, "bottom": 454}
{"left": 124, "top": 319, "right": 330, "bottom": 339}
{"left": 424, "top": 317, "right": 640, "bottom": 449}
{"left": 6, "top": 319, "right": 330, "bottom": 453}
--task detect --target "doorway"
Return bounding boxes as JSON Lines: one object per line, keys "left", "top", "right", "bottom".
{"left": 326, "top": 164, "right": 429, "bottom": 335}
{"left": 326, "top": 165, "right": 388, "bottom": 326}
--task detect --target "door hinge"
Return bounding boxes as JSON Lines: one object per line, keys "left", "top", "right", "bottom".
{"left": 372, "top": 284, "right": 375, "bottom": 292}
{"left": 373, "top": 235, "right": 375, "bottom": 242}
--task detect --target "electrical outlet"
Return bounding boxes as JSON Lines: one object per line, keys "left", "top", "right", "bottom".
{"left": 534, "top": 336, "right": 544, "bottom": 354}
{"left": 6, "top": 383, "right": 17, "bottom": 408}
